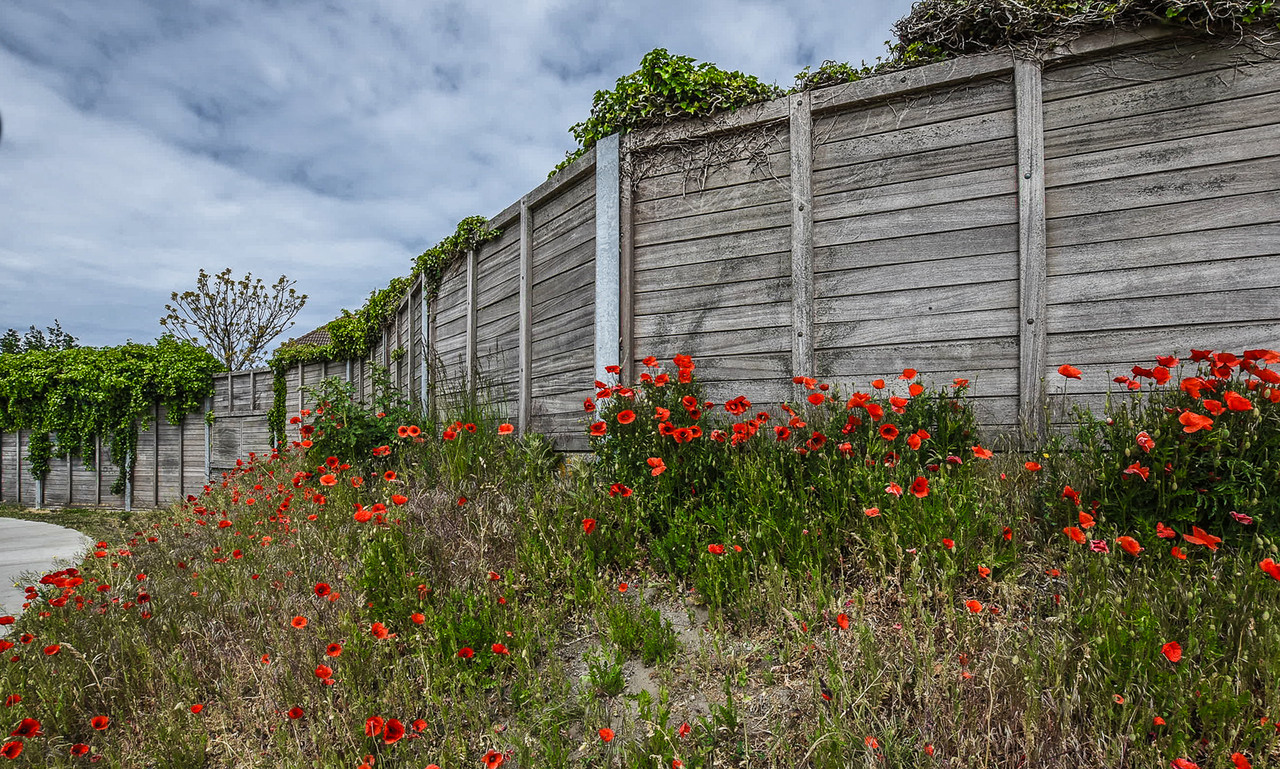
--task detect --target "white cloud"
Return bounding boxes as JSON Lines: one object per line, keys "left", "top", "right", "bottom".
{"left": 0, "top": 0, "right": 916, "bottom": 348}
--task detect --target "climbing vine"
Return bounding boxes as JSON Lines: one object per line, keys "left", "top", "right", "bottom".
{"left": 265, "top": 216, "right": 500, "bottom": 445}
{"left": 0, "top": 336, "right": 222, "bottom": 490}
{"left": 552, "top": 48, "right": 784, "bottom": 176}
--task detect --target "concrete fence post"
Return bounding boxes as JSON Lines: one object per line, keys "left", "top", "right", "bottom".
{"left": 594, "top": 133, "right": 622, "bottom": 387}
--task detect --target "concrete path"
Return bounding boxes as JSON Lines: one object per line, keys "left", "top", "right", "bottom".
{"left": 0, "top": 517, "right": 93, "bottom": 635}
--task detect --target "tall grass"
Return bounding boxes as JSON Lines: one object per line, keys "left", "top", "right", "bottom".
{"left": 0, "top": 348, "right": 1277, "bottom": 768}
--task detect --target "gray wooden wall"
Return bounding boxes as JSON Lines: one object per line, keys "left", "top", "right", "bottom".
{"left": 5, "top": 27, "right": 1276, "bottom": 509}
{"left": 0, "top": 403, "right": 212, "bottom": 510}
{"left": 397, "top": 27, "right": 1279, "bottom": 448}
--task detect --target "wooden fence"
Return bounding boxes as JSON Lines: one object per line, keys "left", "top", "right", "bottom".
{"left": 361, "top": 26, "right": 1280, "bottom": 448}
{"left": 4, "top": 25, "right": 1277, "bottom": 508}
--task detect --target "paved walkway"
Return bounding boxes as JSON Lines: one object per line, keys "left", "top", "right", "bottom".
{"left": 0, "top": 517, "right": 92, "bottom": 636}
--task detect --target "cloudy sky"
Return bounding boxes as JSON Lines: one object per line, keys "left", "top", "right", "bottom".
{"left": 0, "top": 0, "right": 916, "bottom": 354}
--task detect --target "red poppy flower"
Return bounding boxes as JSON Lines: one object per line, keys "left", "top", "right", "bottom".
{"left": 1090, "top": 539, "right": 1109, "bottom": 553}
{"left": 1172, "top": 546, "right": 1187, "bottom": 560}
{"left": 1064, "top": 526, "right": 1087, "bottom": 544}
{"left": 4, "top": 695, "right": 20, "bottom": 708}
{"left": 10, "top": 718, "right": 41, "bottom": 738}
{"left": 43, "top": 644, "right": 60, "bottom": 656}
{"left": 1057, "top": 364, "right": 1082, "bottom": 379}
{"left": 70, "top": 743, "right": 90, "bottom": 756}
{"left": 390, "top": 493, "right": 408, "bottom": 506}
{"left": 942, "top": 538, "right": 955, "bottom": 550}
{"left": 1172, "top": 759, "right": 1201, "bottom": 769}
{"left": 457, "top": 647, "right": 475, "bottom": 659}
{"left": 863, "top": 507, "right": 880, "bottom": 517}
{"left": 1135, "top": 431, "right": 1155, "bottom": 452}
{"left": 707, "top": 544, "right": 725, "bottom": 555}
{"left": 599, "top": 727, "right": 615, "bottom": 742}
{"left": 314, "top": 664, "right": 333, "bottom": 679}
{"left": 371, "top": 622, "right": 390, "bottom": 640}
{"left": 878, "top": 423, "right": 899, "bottom": 441}
{"left": 1156, "top": 522, "right": 1177, "bottom": 539}
{"left": 1161, "top": 641, "right": 1182, "bottom": 662}
{"left": 1231, "top": 510, "right": 1254, "bottom": 525}
{"left": 910, "top": 476, "right": 929, "bottom": 498}
{"left": 1183, "top": 526, "right": 1222, "bottom": 551}
{"left": 497, "top": 423, "right": 515, "bottom": 435}
{"left": 884, "top": 482, "right": 903, "bottom": 498}
{"left": 1123, "top": 462, "right": 1149, "bottom": 481}
{"left": 364, "top": 716, "right": 384, "bottom": 737}
{"left": 836, "top": 613, "right": 850, "bottom": 630}
{"left": 647, "top": 457, "right": 666, "bottom": 476}
{"left": 291, "top": 616, "right": 308, "bottom": 629}
{"left": 1179, "top": 411, "right": 1214, "bottom": 433}
{"left": 1231, "top": 753, "right": 1252, "bottom": 769}
{"left": 325, "top": 643, "right": 343, "bottom": 657}
{"left": 287, "top": 706, "right": 304, "bottom": 719}
{"left": 965, "top": 600, "right": 983, "bottom": 613}
{"left": 582, "top": 518, "right": 597, "bottom": 534}
{"left": 319, "top": 474, "right": 337, "bottom": 486}
{"left": 1116, "top": 536, "right": 1142, "bottom": 556}
{"left": 978, "top": 566, "right": 991, "bottom": 578}
{"left": 1153, "top": 716, "right": 1165, "bottom": 726}
{"left": 1024, "top": 461, "right": 1041, "bottom": 472}
{"left": 412, "top": 718, "right": 428, "bottom": 732}
{"left": 483, "top": 749, "right": 505, "bottom": 768}
{"left": 1078, "top": 512, "right": 1095, "bottom": 529}
{"left": 383, "top": 718, "right": 405, "bottom": 744}
{"left": 1, "top": 742, "right": 21, "bottom": 759}
{"left": 971, "top": 445, "right": 993, "bottom": 460}
{"left": 313, "top": 583, "right": 331, "bottom": 597}
{"left": 615, "top": 410, "right": 636, "bottom": 425}
{"left": 583, "top": 399, "right": 596, "bottom": 412}
{"left": 90, "top": 715, "right": 110, "bottom": 730}
{"left": 0, "top": 618, "right": 12, "bottom": 626}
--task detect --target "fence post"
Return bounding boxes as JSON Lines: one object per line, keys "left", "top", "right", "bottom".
{"left": 619, "top": 140, "right": 636, "bottom": 385}
{"left": 465, "top": 248, "right": 478, "bottom": 393}
{"left": 518, "top": 197, "right": 534, "bottom": 435}
{"left": 204, "top": 396, "right": 212, "bottom": 481}
{"left": 419, "top": 277, "right": 429, "bottom": 409}
{"left": 95, "top": 434, "right": 102, "bottom": 507}
{"left": 1015, "top": 57, "right": 1048, "bottom": 449}
{"left": 153, "top": 403, "right": 160, "bottom": 507}
{"left": 595, "top": 133, "right": 622, "bottom": 386}
{"left": 789, "top": 91, "right": 815, "bottom": 379}
{"left": 124, "top": 447, "right": 133, "bottom": 513}
{"left": 14, "top": 430, "right": 20, "bottom": 505}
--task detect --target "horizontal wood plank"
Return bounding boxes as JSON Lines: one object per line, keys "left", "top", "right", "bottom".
{"left": 1045, "top": 88, "right": 1280, "bottom": 161}
{"left": 814, "top": 223, "right": 1017, "bottom": 273}
{"left": 815, "top": 251, "right": 1019, "bottom": 298}
{"left": 635, "top": 301, "right": 791, "bottom": 339}
{"left": 1048, "top": 222, "right": 1280, "bottom": 276}
{"left": 814, "top": 194, "right": 1018, "bottom": 247}
{"left": 816, "top": 279, "right": 1019, "bottom": 321}
{"left": 633, "top": 200, "right": 791, "bottom": 249}
{"left": 815, "top": 165, "right": 1018, "bottom": 222}
{"left": 634, "top": 250, "right": 790, "bottom": 291}
{"left": 813, "top": 75, "right": 1014, "bottom": 146}
{"left": 1049, "top": 286, "right": 1280, "bottom": 334}
{"left": 816, "top": 109, "right": 1016, "bottom": 170}
{"left": 634, "top": 275, "right": 793, "bottom": 316}
{"left": 813, "top": 136, "right": 1018, "bottom": 198}
{"left": 634, "top": 227, "right": 791, "bottom": 271}
{"left": 1045, "top": 189, "right": 1280, "bottom": 248}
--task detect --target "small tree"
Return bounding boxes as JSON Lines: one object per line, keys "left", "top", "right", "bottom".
{"left": 161, "top": 268, "right": 307, "bottom": 370}
{"left": 0, "top": 320, "right": 77, "bottom": 355}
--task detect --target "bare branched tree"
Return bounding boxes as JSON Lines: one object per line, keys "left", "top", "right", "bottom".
{"left": 161, "top": 268, "right": 307, "bottom": 370}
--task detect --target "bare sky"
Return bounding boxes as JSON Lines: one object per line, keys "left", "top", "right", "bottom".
{"left": 0, "top": 0, "right": 916, "bottom": 348}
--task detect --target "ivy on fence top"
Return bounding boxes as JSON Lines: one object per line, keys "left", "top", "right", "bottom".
{"left": 0, "top": 336, "right": 223, "bottom": 488}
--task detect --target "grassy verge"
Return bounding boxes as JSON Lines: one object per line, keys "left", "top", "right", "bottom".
{"left": 0, "top": 349, "right": 1277, "bottom": 768}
